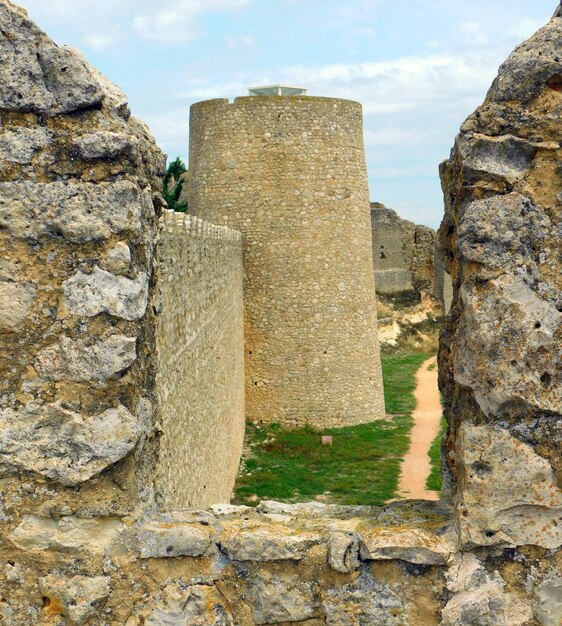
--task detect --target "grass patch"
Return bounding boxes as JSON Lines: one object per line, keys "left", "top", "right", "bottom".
{"left": 381, "top": 352, "right": 432, "bottom": 414}
{"left": 234, "top": 351, "right": 434, "bottom": 506}
{"left": 426, "top": 417, "right": 447, "bottom": 492}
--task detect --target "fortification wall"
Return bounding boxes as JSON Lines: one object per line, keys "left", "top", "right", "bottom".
{"left": 373, "top": 268, "right": 415, "bottom": 294}
{"left": 155, "top": 210, "right": 244, "bottom": 510}
{"left": 188, "top": 96, "right": 385, "bottom": 428}
{"left": 370, "top": 204, "right": 437, "bottom": 298}
{"left": 370, "top": 205, "right": 415, "bottom": 294}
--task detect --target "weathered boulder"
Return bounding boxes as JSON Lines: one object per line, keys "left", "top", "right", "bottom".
{"left": 0, "top": 279, "right": 36, "bottom": 332}
{"left": 438, "top": 9, "right": 562, "bottom": 547}
{"left": 34, "top": 334, "right": 137, "bottom": 382}
{"left": 442, "top": 553, "right": 533, "bottom": 626}
{"left": 9, "top": 515, "right": 124, "bottom": 554}
{"left": 360, "top": 527, "right": 455, "bottom": 565}
{"left": 63, "top": 266, "right": 149, "bottom": 320}
{"left": 138, "top": 518, "right": 214, "bottom": 559}
{"left": 220, "top": 522, "right": 322, "bottom": 562}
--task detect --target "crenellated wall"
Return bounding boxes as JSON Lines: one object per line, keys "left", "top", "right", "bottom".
{"left": 155, "top": 210, "right": 245, "bottom": 510}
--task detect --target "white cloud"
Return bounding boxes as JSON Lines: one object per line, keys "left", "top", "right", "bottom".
{"left": 457, "top": 20, "right": 489, "bottom": 46}
{"left": 82, "top": 29, "right": 122, "bottom": 53}
{"left": 225, "top": 34, "right": 253, "bottom": 48}
{"left": 132, "top": 0, "right": 250, "bottom": 43}
{"left": 20, "top": 0, "right": 251, "bottom": 49}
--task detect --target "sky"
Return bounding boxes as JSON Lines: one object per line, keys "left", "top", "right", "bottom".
{"left": 18, "top": 0, "right": 557, "bottom": 228}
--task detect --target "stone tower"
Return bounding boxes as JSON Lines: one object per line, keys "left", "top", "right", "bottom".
{"left": 188, "top": 96, "right": 386, "bottom": 427}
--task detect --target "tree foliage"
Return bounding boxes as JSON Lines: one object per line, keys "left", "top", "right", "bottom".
{"left": 163, "top": 157, "right": 188, "bottom": 213}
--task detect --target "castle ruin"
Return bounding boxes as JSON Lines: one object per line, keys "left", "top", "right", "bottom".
{"left": 189, "top": 96, "right": 386, "bottom": 427}
{"left": 370, "top": 202, "right": 453, "bottom": 313}
{"left": 0, "top": 0, "right": 560, "bottom": 624}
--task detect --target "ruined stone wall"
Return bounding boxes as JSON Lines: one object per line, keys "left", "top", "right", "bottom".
{"left": 370, "top": 204, "right": 438, "bottom": 300}
{"left": 189, "top": 96, "right": 385, "bottom": 428}
{"left": 155, "top": 210, "right": 245, "bottom": 510}
{"left": 370, "top": 204, "right": 414, "bottom": 293}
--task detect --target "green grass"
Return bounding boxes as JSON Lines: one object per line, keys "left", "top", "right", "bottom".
{"left": 426, "top": 417, "right": 446, "bottom": 492}
{"left": 233, "top": 351, "right": 434, "bottom": 506}
{"left": 381, "top": 352, "right": 432, "bottom": 414}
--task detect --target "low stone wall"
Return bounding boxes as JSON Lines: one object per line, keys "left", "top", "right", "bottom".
{"left": 3, "top": 499, "right": 559, "bottom": 625}
{"left": 155, "top": 210, "right": 245, "bottom": 510}
{"left": 374, "top": 268, "right": 414, "bottom": 294}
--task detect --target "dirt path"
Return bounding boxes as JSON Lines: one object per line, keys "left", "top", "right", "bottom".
{"left": 397, "top": 356, "right": 442, "bottom": 500}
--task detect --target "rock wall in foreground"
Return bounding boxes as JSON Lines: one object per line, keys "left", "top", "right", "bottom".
{"left": 438, "top": 9, "right": 562, "bottom": 550}
{"left": 0, "top": 0, "right": 166, "bottom": 514}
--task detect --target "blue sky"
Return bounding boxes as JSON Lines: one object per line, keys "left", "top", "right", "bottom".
{"left": 19, "top": 0, "right": 557, "bottom": 228}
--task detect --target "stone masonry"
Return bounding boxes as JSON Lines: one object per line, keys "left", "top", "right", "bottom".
{"left": 0, "top": 0, "right": 245, "bottom": 518}
{"left": 155, "top": 210, "right": 244, "bottom": 510}
{"left": 0, "top": 2, "right": 560, "bottom": 624}
{"left": 370, "top": 203, "right": 415, "bottom": 294}
{"left": 0, "top": 0, "right": 166, "bottom": 514}
{"left": 188, "top": 96, "right": 386, "bottom": 428}
{"left": 370, "top": 202, "right": 452, "bottom": 312}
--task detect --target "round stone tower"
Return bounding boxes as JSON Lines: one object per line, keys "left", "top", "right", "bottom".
{"left": 188, "top": 96, "right": 385, "bottom": 427}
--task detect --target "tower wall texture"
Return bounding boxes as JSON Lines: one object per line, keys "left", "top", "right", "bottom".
{"left": 188, "top": 96, "right": 386, "bottom": 427}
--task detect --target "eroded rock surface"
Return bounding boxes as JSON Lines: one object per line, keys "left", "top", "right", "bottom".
{"left": 0, "top": 403, "right": 141, "bottom": 485}
{"left": 438, "top": 7, "right": 562, "bottom": 549}
{"left": 0, "top": 0, "right": 164, "bottom": 503}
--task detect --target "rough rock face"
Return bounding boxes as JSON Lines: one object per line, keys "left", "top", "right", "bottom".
{"left": 438, "top": 9, "right": 562, "bottom": 550}
{"left": 0, "top": 0, "right": 165, "bottom": 507}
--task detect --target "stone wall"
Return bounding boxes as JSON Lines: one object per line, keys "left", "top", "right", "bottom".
{"left": 189, "top": 96, "right": 385, "bottom": 428}
{"left": 155, "top": 210, "right": 245, "bottom": 510}
{"left": 0, "top": 0, "right": 166, "bottom": 515}
{"left": 370, "top": 203, "right": 440, "bottom": 302}
{"left": 370, "top": 204, "right": 415, "bottom": 293}
{"left": 0, "top": 0, "right": 244, "bottom": 521}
